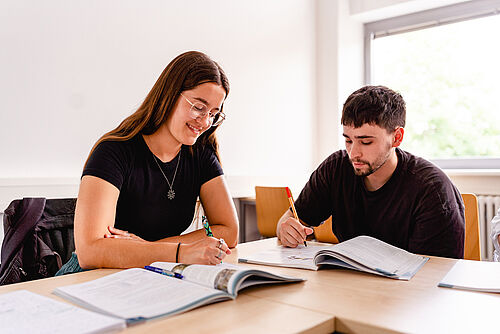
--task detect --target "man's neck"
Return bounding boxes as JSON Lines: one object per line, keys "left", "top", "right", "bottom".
{"left": 364, "top": 150, "right": 399, "bottom": 192}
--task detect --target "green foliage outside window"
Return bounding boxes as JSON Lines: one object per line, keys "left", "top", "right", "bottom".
{"left": 372, "top": 15, "right": 500, "bottom": 159}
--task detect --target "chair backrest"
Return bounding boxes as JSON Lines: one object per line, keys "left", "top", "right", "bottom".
{"left": 461, "top": 193, "right": 481, "bottom": 261}
{"left": 254, "top": 187, "right": 290, "bottom": 238}
{"left": 313, "top": 216, "right": 339, "bottom": 244}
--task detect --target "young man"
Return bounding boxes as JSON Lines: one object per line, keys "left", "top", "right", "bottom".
{"left": 277, "top": 85, "right": 465, "bottom": 258}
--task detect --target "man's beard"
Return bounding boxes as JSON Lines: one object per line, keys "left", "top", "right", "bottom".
{"left": 350, "top": 146, "right": 393, "bottom": 177}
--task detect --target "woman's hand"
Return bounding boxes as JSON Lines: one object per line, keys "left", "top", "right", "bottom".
{"left": 104, "top": 226, "right": 145, "bottom": 242}
{"left": 179, "top": 237, "right": 231, "bottom": 265}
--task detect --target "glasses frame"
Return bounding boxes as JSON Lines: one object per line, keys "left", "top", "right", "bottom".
{"left": 180, "top": 93, "right": 226, "bottom": 127}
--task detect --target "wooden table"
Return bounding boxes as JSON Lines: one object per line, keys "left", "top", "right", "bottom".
{"left": 233, "top": 238, "right": 500, "bottom": 333}
{"left": 2, "top": 238, "right": 500, "bottom": 333}
{"left": 0, "top": 252, "right": 333, "bottom": 333}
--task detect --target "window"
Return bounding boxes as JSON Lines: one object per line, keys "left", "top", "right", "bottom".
{"left": 365, "top": 0, "right": 500, "bottom": 168}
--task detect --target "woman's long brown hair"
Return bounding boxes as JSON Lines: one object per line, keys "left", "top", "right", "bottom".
{"left": 84, "top": 51, "right": 229, "bottom": 168}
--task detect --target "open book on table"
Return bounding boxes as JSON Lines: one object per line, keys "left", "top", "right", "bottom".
{"left": 239, "top": 235, "right": 428, "bottom": 280}
{"left": 53, "top": 262, "right": 303, "bottom": 324}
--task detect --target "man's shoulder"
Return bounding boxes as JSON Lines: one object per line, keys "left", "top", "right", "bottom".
{"left": 313, "top": 150, "right": 350, "bottom": 175}
{"left": 302, "top": 150, "right": 352, "bottom": 188}
{"left": 399, "top": 149, "right": 445, "bottom": 177}
{"left": 398, "top": 149, "right": 456, "bottom": 191}
{"left": 322, "top": 150, "right": 349, "bottom": 166}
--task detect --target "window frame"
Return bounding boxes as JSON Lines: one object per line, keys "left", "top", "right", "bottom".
{"left": 364, "top": 0, "right": 500, "bottom": 169}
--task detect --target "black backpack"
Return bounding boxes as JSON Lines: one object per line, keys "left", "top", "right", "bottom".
{"left": 0, "top": 198, "right": 76, "bottom": 285}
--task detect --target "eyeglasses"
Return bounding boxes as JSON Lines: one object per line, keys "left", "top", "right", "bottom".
{"left": 180, "top": 93, "right": 226, "bottom": 127}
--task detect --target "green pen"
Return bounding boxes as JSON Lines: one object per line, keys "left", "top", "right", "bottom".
{"left": 202, "top": 216, "right": 213, "bottom": 237}
{"left": 203, "top": 216, "right": 224, "bottom": 263}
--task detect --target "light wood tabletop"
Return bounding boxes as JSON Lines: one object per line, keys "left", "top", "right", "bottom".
{"left": 229, "top": 238, "right": 500, "bottom": 333}
{"left": 2, "top": 238, "right": 499, "bottom": 333}
{"left": 0, "top": 250, "right": 333, "bottom": 334}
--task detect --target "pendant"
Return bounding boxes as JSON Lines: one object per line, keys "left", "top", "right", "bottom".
{"left": 167, "top": 189, "right": 175, "bottom": 200}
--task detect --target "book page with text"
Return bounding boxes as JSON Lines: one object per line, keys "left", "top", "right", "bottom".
{"left": 322, "top": 236, "right": 428, "bottom": 277}
{"left": 151, "top": 262, "right": 276, "bottom": 295}
{"left": 238, "top": 245, "right": 328, "bottom": 270}
{"left": 54, "top": 268, "right": 227, "bottom": 320}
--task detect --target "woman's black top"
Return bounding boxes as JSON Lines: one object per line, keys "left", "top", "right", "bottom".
{"left": 83, "top": 135, "right": 223, "bottom": 241}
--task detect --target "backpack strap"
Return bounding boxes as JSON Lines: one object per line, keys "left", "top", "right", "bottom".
{"left": 0, "top": 198, "right": 46, "bottom": 275}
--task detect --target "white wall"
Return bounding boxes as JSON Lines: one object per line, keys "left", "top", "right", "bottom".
{"left": 0, "top": 0, "right": 315, "bottom": 183}
{"left": 315, "top": 0, "right": 364, "bottom": 165}
{"left": 0, "top": 0, "right": 496, "bottom": 213}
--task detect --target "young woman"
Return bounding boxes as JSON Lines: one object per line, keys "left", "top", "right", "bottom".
{"left": 58, "top": 51, "right": 238, "bottom": 274}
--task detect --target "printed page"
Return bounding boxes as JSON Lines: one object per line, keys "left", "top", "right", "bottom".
{"left": 53, "top": 268, "right": 228, "bottom": 320}
{"left": 0, "top": 290, "right": 125, "bottom": 334}
{"left": 238, "top": 244, "right": 329, "bottom": 270}
{"left": 151, "top": 262, "right": 264, "bottom": 295}
{"left": 318, "top": 236, "right": 428, "bottom": 277}
{"left": 439, "top": 259, "right": 500, "bottom": 292}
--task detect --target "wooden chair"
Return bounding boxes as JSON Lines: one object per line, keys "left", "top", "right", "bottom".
{"left": 462, "top": 193, "right": 481, "bottom": 261}
{"left": 255, "top": 186, "right": 340, "bottom": 243}
{"left": 254, "top": 186, "right": 290, "bottom": 238}
{"left": 313, "top": 216, "right": 339, "bottom": 244}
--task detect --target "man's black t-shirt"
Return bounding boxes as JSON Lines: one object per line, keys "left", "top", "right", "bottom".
{"left": 83, "top": 135, "right": 223, "bottom": 241}
{"left": 294, "top": 148, "right": 465, "bottom": 258}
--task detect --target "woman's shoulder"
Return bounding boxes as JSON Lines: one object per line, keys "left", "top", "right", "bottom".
{"left": 190, "top": 142, "right": 219, "bottom": 161}
{"left": 94, "top": 135, "right": 143, "bottom": 157}
{"left": 189, "top": 143, "right": 223, "bottom": 182}
{"left": 87, "top": 135, "right": 146, "bottom": 172}
{"left": 84, "top": 135, "right": 145, "bottom": 186}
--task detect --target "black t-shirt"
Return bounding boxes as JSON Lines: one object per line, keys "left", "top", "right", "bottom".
{"left": 295, "top": 148, "right": 465, "bottom": 258}
{"left": 83, "top": 135, "right": 223, "bottom": 241}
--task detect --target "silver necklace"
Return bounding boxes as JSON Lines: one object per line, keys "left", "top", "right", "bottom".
{"left": 153, "top": 149, "right": 181, "bottom": 200}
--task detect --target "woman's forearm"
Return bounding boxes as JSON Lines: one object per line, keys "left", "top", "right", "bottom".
{"left": 76, "top": 238, "right": 178, "bottom": 269}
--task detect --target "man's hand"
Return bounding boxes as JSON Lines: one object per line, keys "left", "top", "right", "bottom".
{"left": 277, "top": 214, "right": 313, "bottom": 248}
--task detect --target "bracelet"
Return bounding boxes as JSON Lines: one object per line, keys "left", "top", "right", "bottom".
{"left": 175, "top": 242, "right": 181, "bottom": 263}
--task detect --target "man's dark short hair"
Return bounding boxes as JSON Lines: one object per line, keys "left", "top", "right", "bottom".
{"left": 341, "top": 85, "right": 406, "bottom": 132}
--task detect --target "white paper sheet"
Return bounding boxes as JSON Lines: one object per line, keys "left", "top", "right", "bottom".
{"left": 0, "top": 290, "right": 125, "bottom": 334}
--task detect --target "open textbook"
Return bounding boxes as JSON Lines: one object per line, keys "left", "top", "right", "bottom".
{"left": 438, "top": 259, "right": 500, "bottom": 293}
{"left": 53, "top": 262, "right": 303, "bottom": 324}
{"left": 239, "top": 236, "right": 428, "bottom": 280}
